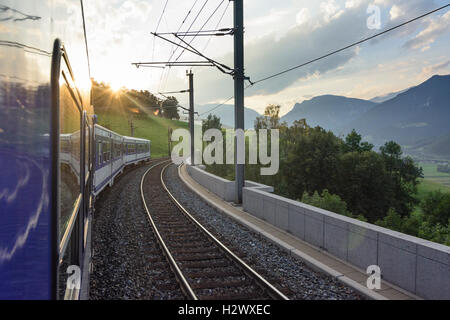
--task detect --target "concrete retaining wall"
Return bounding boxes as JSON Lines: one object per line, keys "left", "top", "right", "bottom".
{"left": 243, "top": 187, "right": 450, "bottom": 300}
{"left": 186, "top": 165, "right": 235, "bottom": 201}
{"left": 185, "top": 165, "right": 450, "bottom": 299}
{"left": 187, "top": 165, "right": 274, "bottom": 201}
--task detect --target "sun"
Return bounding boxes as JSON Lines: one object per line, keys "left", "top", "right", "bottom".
{"left": 109, "top": 80, "right": 123, "bottom": 92}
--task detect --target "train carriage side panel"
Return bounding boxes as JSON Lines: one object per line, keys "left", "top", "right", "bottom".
{"left": 110, "top": 131, "right": 125, "bottom": 184}
{"left": 93, "top": 125, "right": 113, "bottom": 196}
{"left": 0, "top": 0, "right": 92, "bottom": 299}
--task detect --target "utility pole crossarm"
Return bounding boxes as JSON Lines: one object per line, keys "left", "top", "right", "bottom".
{"left": 131, "top": 32, "right": 236, "bottom": 77}
{"left": 172, "top": 34, "right": 234, "bottom": 75}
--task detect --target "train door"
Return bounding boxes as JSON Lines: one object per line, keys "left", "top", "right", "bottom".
{"left": 57, "top": 44, "right": 85, "bottom": 300}
{"left": 121, "top": 138, "right": 124, "bottom": 167}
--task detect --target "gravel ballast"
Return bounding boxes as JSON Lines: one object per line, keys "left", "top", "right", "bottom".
{"left": 90, "top": 161, "right": 184, "bottom": 300}
{"left": 164, "top": 164, "right": 365, "bottom": 300}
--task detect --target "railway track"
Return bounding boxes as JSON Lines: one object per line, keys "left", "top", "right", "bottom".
{"left": 140, "top": 161, "right": 289, "bottom": 300}
{"left": 90, "top": 158, "right": 185, "bottom": 300}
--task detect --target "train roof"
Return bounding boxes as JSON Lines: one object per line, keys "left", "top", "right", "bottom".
{"left": 94, "top": 124, "right": 122, "bottom": 136}
{"left": 122, "top": 135, "right": 151, "bottom": 143}
{"left": 94, "top": 124, "right": 150, "bottom": 142}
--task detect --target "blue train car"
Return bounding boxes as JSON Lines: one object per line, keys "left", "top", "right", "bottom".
{"left": 93, "top": 125, "right": 151, "bottom": 196}
{"left": 0, "top": 0, "right": 93, "bottom": 299}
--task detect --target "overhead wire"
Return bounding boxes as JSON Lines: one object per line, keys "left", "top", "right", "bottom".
{"left": 80, "top": 0, "right": 91, "bottom": 79}
{"left": 202, "top": 0, "right": 230, "bottom": 52}
{"left": 160, "top": 0, "right": 209, "bottom": 92}
{"left": 200, "top": 4, "right": 450, "bottom": 116}
{"left": 174, "top": 0, "right": 225, "bottom": 62}
{"left": 247, "top": 3, "right": 450, "bottom": 88}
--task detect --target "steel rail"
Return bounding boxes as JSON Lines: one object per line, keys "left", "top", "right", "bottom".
{"left": 161, "top": 163, "right": 290, "bottom": 300}
{"left": 140, "top": 160, "right": 198, "bottom": 300}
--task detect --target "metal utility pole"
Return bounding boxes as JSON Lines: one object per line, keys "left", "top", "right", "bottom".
{"left": 234, "top": 0, "right": 245, "bottom": 204}
{"left": 129, "top": 118, "right": 135, "bottom": 137}
{"left": 187, "top": 70, "right": 195, "bottom": 165}
{"left": 158, "top": 78, "right": 197, "bottom": 165}
{"left": 168, "top": 127, "right": 172, "bottom": 157}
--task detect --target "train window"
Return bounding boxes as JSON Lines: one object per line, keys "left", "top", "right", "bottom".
{"left": 115, "top": 143, "right": 121, "bottom": 158}
{"left": 97, "top": 140, "right": 102, "bottom": 165}
{"left": 128, "top": 143, "right": 135, "bottom": 154}
{"left": 59, "top": 67, "right": 82, "bottom": 241}
{"left": 103, "top": 141, "right": 110, "bottom": 163}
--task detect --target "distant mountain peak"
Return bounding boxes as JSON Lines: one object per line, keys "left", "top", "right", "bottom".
{"left": 282, "top": 94, "right": 377, "bottom": 130}
{"left": 345, "top": 73, "right": 450, "bottom": 149}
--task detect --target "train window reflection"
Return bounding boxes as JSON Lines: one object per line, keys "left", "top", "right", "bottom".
{"left": 59, "top": 78, "right": 81, "bottom": 240}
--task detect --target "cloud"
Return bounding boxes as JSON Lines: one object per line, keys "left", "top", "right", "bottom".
{"left": 345, "top": 0, "right": 363, "bottom": 9}
{"left": 421, "top": 59, "right": 450, "bottom": 75}
{"left": 404, "top": 11, "right": 450, "bottom": 51}
{"left": 389, "top": 5, "right": 401, "bottom": 20}
{"left": 296, "top": 8, "right": 311, "bottom": 26}
{"left": 247, "top": 9, "right": 290, "bottom": 27}
{"left": 320, "top": 0, "right": 344, "bottom": 23}
{"left": 82, "top": 0, "right": 153, "bottom": 86}
{"left": 194, "top": 5, "right": 372, "bottom": 103}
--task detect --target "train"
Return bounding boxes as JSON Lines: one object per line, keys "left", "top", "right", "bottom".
{"left": 0, "top": 0, "right": 151, "bottom": 299}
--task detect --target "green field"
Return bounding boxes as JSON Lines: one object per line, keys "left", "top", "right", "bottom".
{"left": 96, "top": 112, "right": 189, "bottom": 158}
{"left": 417, "top": 162, "right": 450, "bottom": 199}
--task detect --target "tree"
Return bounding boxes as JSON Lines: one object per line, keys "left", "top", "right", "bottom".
{"left": 418, "top": 221, "right": 450, "bottom": 246}
{"left": 342, "top": 129, "right": 373, "bottom": 153}
{"left": 254, "top": 104, "right": 285, "bottom": 130}
{"left": 376, "top": 209, "right": 405, "bottom": 232}
{"left": 202, "top": 114, "right": 222, "bottom": 132}
{"left": 380, "top": 141, "right": 423, "bottom": 217}
{"left": 421, "top": 191, "right": 450, "bottom": 226}
{"left": 162, "top": 96, "right": 180, "bottom": 119}
{"left": 338, "top": 151, "right": 391, "bottom": 222}
{"left": 281, "top": 126, "right": 341, "bottom": 200}
{"left": 380, "top": 140, "right": 403, "bottom": 173}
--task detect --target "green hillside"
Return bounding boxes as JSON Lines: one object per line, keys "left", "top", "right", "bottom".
{"left": 416, "top": 162, "right": 450, "bottom": 200}
{"left": 96, "top": 112, "right": 188, "bottom": 158}
{"left": 91, "top": 81, "right": 189, "bottom": 158}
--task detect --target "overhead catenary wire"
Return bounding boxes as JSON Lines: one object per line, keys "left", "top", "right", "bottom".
{"left": 155, "top": 0, "right": 169, "bottom": 35}
{"left": 199, "top": 95, "right": 234, "bottom": 116}
{"left": 203, "top": 0, "right": 230, "bottom": 52}
{"left": 134, "top": 32, "right": 234, "bottom": 76}
{"left": 159, "top": 0, "right": 201, "bottom": 91}
{"left": 174, "top": 0, "right": 226, "bottom": 62}
{"left": 80, "top": 0, "right": 91, "bottom": 79}
{"left": 152, "top": 0, "right": 169, "bottom": 93}
{"left": 158, "top": 28, "right": 232, "bottom": 36}
{"left": 159, "top": 0, "right": 211, "bottom": 93}
{"left": 152, "top": 0, "right": 169, "bottom": 62}
{"left": 167, "top": 0, "right": 209, "bottom": 62}
{"left": 200, "top": 4, "right": 450, "bottom": 117}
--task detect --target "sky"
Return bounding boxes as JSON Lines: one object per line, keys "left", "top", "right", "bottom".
{"left": 83, "top": 0, "right": 450, "bottom": 116}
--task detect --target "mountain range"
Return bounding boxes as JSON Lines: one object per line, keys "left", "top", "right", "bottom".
{"left": 197, "top": 74, "right": 450, "bottom": 159}
{"left": 280, "top": 95, "right": 377, "bottom": 132}
{"left": 345, "top": 75, "right": 450, "bottom": 148}
{"left": 196, "top": 104, "right": 260, "bottom": 130}
{"left": 369, "top": 88, "right": 410, "bottom": 103}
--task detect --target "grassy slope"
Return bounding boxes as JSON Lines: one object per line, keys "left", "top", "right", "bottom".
{"left": 418, "top": 162, "right": 450, "bottom": 194}
{"left": 414, "top": 163, "right": 450, "bottom": 211}
{"left": 96, "top": 112, "right": 189, "bottom": 158}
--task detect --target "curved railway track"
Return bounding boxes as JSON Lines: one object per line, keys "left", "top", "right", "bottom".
{"left": 140, "top": 161, "right": 289, "bottom": 300}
